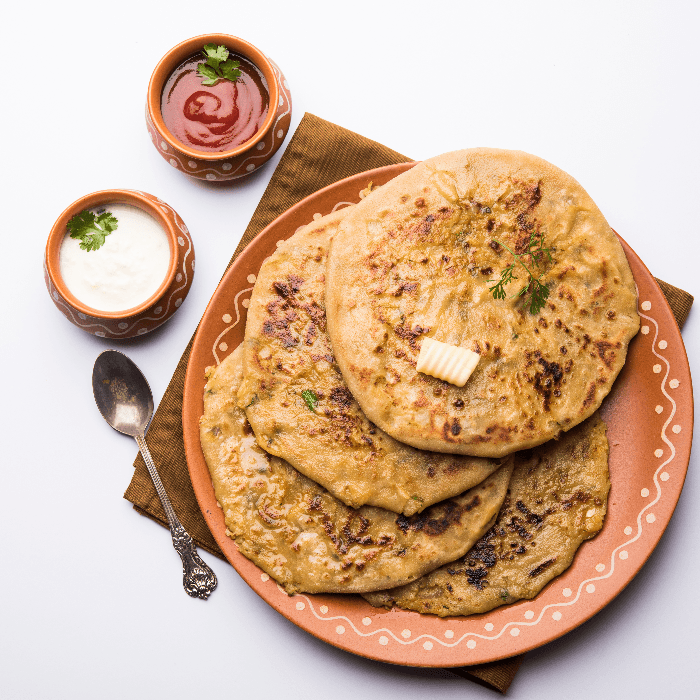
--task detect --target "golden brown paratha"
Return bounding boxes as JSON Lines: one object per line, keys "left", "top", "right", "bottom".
{"left": 200, "top": 345, "right": 514, "bottom": 594}
{"left": 326, "top": 149, "right": 639, "bottom": 457}
{"left": 363, "top": 414, "right": 610, "bottom": 615}
{"left": 239, "top": 209, "right": 504, "bottom": 515}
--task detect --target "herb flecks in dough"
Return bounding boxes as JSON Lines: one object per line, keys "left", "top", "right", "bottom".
{"left": 301, "top": 389, "right": 319, "bottom": 412}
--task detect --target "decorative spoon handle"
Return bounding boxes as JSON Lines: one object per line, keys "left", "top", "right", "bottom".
{"left": 135, "top": 434, "right": 217, "bottom": 599}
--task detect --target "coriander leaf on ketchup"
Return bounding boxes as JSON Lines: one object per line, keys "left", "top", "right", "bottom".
{"left": 161, "top": 47, "right": 269, "bottom": 152}
{"left": 197, "top": 44, "right": 242, "bottom": 86}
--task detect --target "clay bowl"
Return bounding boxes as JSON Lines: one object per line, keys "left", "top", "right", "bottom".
{"left": 44, "top": 189, "right": 195, "bottom": 339}
{"left": 146, "top": 33, "right": 292, "bottom": 181}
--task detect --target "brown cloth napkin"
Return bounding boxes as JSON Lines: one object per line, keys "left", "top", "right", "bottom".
{"left": 125, "top": 113, "right": 693, "bottom": 694}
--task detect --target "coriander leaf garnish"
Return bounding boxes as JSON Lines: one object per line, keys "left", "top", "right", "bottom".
{"left": 488, "top": 230, "right": 554, "bottom": 315}
{"left": 301, "top": 390, "right": 318, "bottom": 412}
{"left": 67, "top": 209, "right": 118, "bottom": 252}
{"left": 196, "top": 43, "right": 241, "bottom": 86}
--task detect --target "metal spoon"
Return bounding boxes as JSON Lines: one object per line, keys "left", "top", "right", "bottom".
{"left": 92, "top": 349, "right": 217, "bottom": 599}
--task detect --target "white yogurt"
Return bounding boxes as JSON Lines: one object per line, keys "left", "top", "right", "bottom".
{"left": 59, "top": 203, "right": 172, "bottom": 312}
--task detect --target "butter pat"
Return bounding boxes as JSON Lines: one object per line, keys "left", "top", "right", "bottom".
{"left": 416, "top": 337, "right": 480, "bottom": 387}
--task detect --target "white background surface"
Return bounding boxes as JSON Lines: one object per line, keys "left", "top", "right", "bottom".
{"left": 1, "top": 1, "right": 698, "bottom": 697}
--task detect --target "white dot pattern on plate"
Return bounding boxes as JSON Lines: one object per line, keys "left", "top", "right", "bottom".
{"left": 296, "top": 602, "right": 305, "bottom": 611}
{"left": 524, "top": 611, "right": 534, "bottom": 620}
{"left": 176, "top": 273, "right": 182, "bottom": 283}
{"left": 178, "top": 237, "right": 185, "bottom": 246}
{"left": 653, "top": 364, "right": 662, "bottom": 373}
{"left": 641, "top": 488, "right": 649, "bottom": 497}
{"left": 484, "top": 623, "right": 494, "bottom": 631}
{"left": 256, "top": 142, "right": 265, "bottom": 150}
{"left": 95, "top": 331, "right": 105, "bottom": 337}
{"left": 175, "top": 298, "right": 182, "bottom": 308}
{"left": 277, "top": 129, "right": 284, "bottom": 138}
{"left": 620, "top": 551, "right": 628, "bottom": 560}
{"left": 646, "top": 513, "right": 656, "bottom": 523}
{"left": 655, "top": 405, "right": 663, "bottom": 414}
{"left": 563, "top": 588, "right": 572, "bottom": 597}
{"left": 379, "top": 636, "right": 388, "bottom": 646}
{"left": 222, "top": 163, "right": 232, "bottom": 171}
{"left": 279, "top": 96, "right": 284, "bottom": 106}
{"left": 155, "top": 306, "right": 162, "bottom": 315}
{"left": 78, "top": 312, "right": 86, "bottom": 319}
{"left": 169, "top": 159, "right": 178, "bottom": 167}
{"left": 641, "top": 325, "right": 649, "bottom": 335}
{"left": 137, "top": 328, "right": 147, "bottom": 335}
{"left": 423, "top": 641, "right": 433, "bottom": 650}
{"left": 586, "top": 584, "right": 595, "bottom": 594}
{"left": 658, "top": 340, "right": 667, "bottom": 349}
{"left": 444, "top": 630, "right": 454, "bottom": 639}
{"left": 670, "top": 379, "right": 679, "bottom": 389}
{"left": 160, "top": 141, "right": 168, "bottom": 151}
{"left": 188, "top": 161, "right": 197, "bottom": 168}
{"left": 118, "top": 322, "right": 128, "bottom": 330}
{"left": 320, "top": 605, "right": 328, "bottom": 614}
{"left": 467, "top": 640, "right": 476, "bottom": 649}
{"left": 596, "top": 563, "right": 605, "bottom": 572}
{"left": 552, "top": 611, "right": 562, "bottom": 621}
{"left": 401, "top": 629, "right": 411, "bottom": 639}
{"left": 242, "top": 299, "right": 250, "bottom": 308}
{"left": 641, "top": 301, "right": 651, "bottom": 311}
{"left": 661, "top": 472, "right": 670, "bottom": 481}
{"left": 260, "top": 573, "right": 269, "bottom": 582}
{"left": 655, "top": 449, "right": 663, "bottom": 458}
{"left": 247, "top": 274, "right": 256, "bottom": 283}
{"left": 219, "top": 342, "right": 228, "bottom": 352}
{"left": 246, "top": 164, "right": 255, "bottom": 172}
{"left": 510, "top": 628, "right": 520, "bottom": 637}
{"left": 672, "top": 424, "right": 681, "bottom": 434}
{"left": 206, "top": 173, "right": 216, "bottom": 180}
{"left": 336, "top": 625, "right": 345, "bottom": 635}
{"left": 362, "top": 617, "right": 371, "bottom": 626}
{"left": 222, "top": 314, "right": 232, "bottom": 323}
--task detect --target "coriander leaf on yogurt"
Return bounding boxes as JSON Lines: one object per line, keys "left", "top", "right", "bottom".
{"left": 67, "top": 210, "right": 118, "bottom": 252}
{"left": 197, "top": 44, "right": 242, "bottom": 86}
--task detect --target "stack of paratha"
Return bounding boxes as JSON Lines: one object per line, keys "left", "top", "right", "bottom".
{"left": 199, "top": 149, "right": 638, "bottom": 612}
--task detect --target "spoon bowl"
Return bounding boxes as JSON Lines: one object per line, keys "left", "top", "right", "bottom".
{"left": 92, "top": 350, "right": 154, "bottom": 437}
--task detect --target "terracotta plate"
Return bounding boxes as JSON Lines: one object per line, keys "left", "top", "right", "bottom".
{"left": 183, "top": 164, "right": 693, "bottom": 666}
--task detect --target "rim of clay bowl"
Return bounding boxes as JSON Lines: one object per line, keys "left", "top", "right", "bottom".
{"left": 147, "top": 33, "right": 280, "bottom": 161}
{"left": 45, "top": 190, "right": 179, "bottom": 320}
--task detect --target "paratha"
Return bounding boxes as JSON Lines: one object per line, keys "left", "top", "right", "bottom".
{"left": 200, "top": 345, "right": 514, "bottom": 594}
{"left": 239, "top": 209, "right": 504, "bottom": 515}
{"left": 363, "top": 413, "right": 610, "bottom": 615}
{"left": 325, "top": 149, "right": 639, "bottom": 457}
